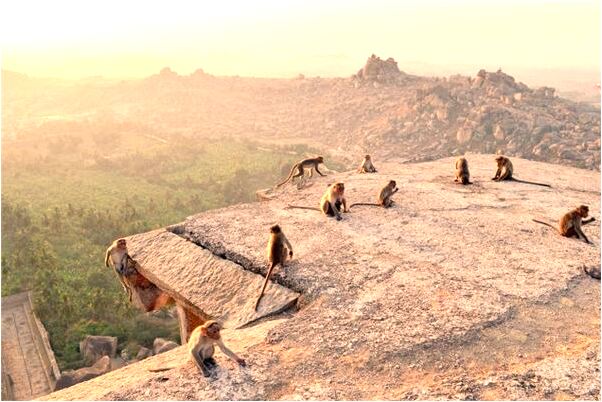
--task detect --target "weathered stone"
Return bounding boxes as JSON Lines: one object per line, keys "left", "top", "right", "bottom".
{"left": 40, "top": 157, "right": 600, "bottom": 401}
{"left": 135, "top": 347, "right": 153, "bottom": 361}
{"left": 153, "top": 338, "right": 178, "bottom": 355}
{"left": 54, "top": 356, "right": 111, "bottom": 391}
{"left": 125, "top": 231, "right": 300, "bottom": 329}
{"left": 79, "top": 336, "right": 117, "bottom": 366}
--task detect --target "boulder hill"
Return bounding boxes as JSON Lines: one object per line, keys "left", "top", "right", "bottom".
{"left": 42, "top": 155, "right": 600, "bottom": 401}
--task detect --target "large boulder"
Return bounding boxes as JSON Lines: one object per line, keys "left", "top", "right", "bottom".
{"left": 153, "top": 338, "right": 178, "bottom": 355}
{"left": 136, "top": 346, "right": 153, "bottom": 360}
{"left": 79, "top": 335, "right": 117, "bottom": 365}
{"left": 54, "top": 356, "right": 111, "bottom": 391}
{"left": 354, "top": 54, "right": 405, "bottom": 84}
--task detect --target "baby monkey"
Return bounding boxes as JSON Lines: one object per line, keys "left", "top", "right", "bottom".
{"left": 454, "top": 157, "right": 472, "bottom": 185}
{"left": 357, "top": 154, "right": 377, "bottom": 173}
{"left": 532, "top": 205, "right": 595, "bottom": 244}
{"left": 188, "top": 320, "right": 246, "bottom": 377}
{"left": 255, "top": 225, "right": 293, "bottom": 310}
{"left": 149, "top": 320, "right": 246, "bottom": 377}
{"left": 350, "top": 180, "right": 398, "bottom": 208}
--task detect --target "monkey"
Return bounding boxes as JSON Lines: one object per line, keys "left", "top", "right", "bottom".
{"left": 584, "top": 265, "right": 601, "bottom": 280}
{"left": 254, "top": 225, "right": 293, "bottom": 311}
{"left": 105, "top": 238, "right": 134, "bottom": 301}
{"left": 287, "top": 182, "right": 348, "bottom": 221}
{"left": 276, "top": 156, "right": 325, "bottom": 187}
{"left": 357, "top": 154, "right": 377, "bottom": 173}
{"left": 492, "top": 156, "right": 551, "bottom": 187}
{"left": 532, "top": 205, "right": 595, "bottom": 244}
{"left": 149, "top": 320, "right": 246, "bottom": 376}
{"left": 350, "top": 180, "right": 398, "bottom": 208}
{"left": 454, "top": 157, "right": 472, "bottom": 185}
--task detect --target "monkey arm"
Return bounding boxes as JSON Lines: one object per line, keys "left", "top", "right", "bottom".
{"left": 216, "top": 339, "right": 245, "bottom": 365}
{"left": 575, "top": 226, "right": 591, "bottom": 244}
{"left": 342, "top": 197, "right": 349, "bottom": 213}
{"left": 498, "top": 168, "right": 511, "bottom": 181}
{"left": 492, "top": 167, "right": 501, "bottom": 180}
{"left": 104, "top": 248, "right": 111, "bottom": 267}
{"left": 315, "top": 165, "right": 326, "bottom": 176}
{"left": 283, "top": 235, "right": 293, "bottom": 257}
{"left": 583, "top": 217, "right": 596, "bottom": 225}
{"left": 189, "top": 347, "right": 211, "bottom": 377}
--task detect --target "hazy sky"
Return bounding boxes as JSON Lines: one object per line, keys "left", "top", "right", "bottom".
{"left": 1, "top": 0, "right": 600, "bottom": 79}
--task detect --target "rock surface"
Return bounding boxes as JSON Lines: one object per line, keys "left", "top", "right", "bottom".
{"left": 41, "top": 156, "right": 600, "bottom": 400}
{"left": 54, "top": 356, "right": 111, "bottom": 391}
{"left": 153, "top": 338, "right": 178, "bottom": 355}
{"left": 79, "top": 335, "right": 117, "bottom": 366}
{"left": 125, "top": 230, "right": 300, "bottom": 329}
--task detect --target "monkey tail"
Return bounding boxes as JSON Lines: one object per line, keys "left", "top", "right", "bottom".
{"left": 512, "top": 178, "right": 551, "bottom": 188}
{"left": 254, "top": 262, "right": 277, "bottom": 311}
{"left": 285, "top": 205, "right": 320, "bottom": 211}
{"left": 349, "top": 203, "right": 381, "bottom": 208}
{"left": 532, "top": 219, "right": 556, "bottom": 229}
{"left": 275, "top": 165, "right": 297, "bottom": 188}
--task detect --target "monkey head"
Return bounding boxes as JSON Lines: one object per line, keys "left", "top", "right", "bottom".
{"left": 270, "top": 224, "right": 282, "bottom": 234}
{"left": 333, "top": 182, "right": 345, "bottom": 194}
{"left": 200, "top": 320, "right": 222, "bottom": 340}
{"left": 117, "top": 238, "right": 127, "bottom": 249}
{"left": 316, "top": 156, "right": 324, "bottom": 163}
{"left": 388, "top": 180, "right": 396, "bottom": 188}
{"left": 577, "top": 205, "right": 590, "bottom": 218}
{"left": 365, "top": 154, "right": 371, "bottom": 160}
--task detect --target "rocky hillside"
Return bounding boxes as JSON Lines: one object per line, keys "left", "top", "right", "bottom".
{"left": 42, "top": 155, "right": 600, "bottom": 400}
{"left": 3, "top": 55, "right": 600, "bottom": 170}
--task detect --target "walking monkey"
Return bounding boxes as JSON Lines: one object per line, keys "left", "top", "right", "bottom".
{"left": 276, "top": 156, "right": 325, "bottom": 187}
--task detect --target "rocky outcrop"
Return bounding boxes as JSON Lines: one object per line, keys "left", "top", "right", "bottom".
{"left": 79, "top": 336, "right": 117, "bottom": 366}
{"left": 135, "top": 347, "right": 153, "bottom": 361}
{"left": 353, "top": 54, "right": 406, "bottom": 84}
{"left": 41, "top": 156, "right": 600, "bottom": 401}
{"left": 54, "top": 356, "right": 111, "bottom": 391}
{"left": 153, "top": 338, "right": 178, "bottom": 355}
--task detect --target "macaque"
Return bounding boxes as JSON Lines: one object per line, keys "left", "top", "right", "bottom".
{"left": 454, "top": 157, "right": 471, "bottom": 185}
{"left": 357, "top": 154, "right": 377, "bottom": 173}
{"left": 287, "top": 182, "right": 349, "bottom": 221}
{"left": 105, "top": 238, "right": 134, "bottom": 300}
{"left": 255, "top": 225, "right": 293, "bottom": 310}
{"left": 276, "top": 156, "right": 325, "bottom": 187}
{"left": 149, "top": 320, "right": 246, "bottom": 377}
{"left": 532, "top": 205, "right": 595, "bottom": 244}
{"left": 188, "top": 321, "right": 246, "bottom": 377}
{"left": 492, "top": 156, "right": 550, "bottom": 187}
{"left": 350, "top": 180, "right": 398, "bottom": 208}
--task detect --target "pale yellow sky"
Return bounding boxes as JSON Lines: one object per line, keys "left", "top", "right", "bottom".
{"left": 0, "top": 0, "right": 600, "bottom": 79}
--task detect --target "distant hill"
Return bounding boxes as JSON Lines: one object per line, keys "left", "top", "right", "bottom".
{"left": 3, "top": 56, "right": 600, "bottom": 170}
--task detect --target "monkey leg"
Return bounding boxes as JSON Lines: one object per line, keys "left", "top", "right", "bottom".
{"left": 563, "top": 227, "right": 577, "bottom": 238}
{"left": 324, "top": 200, "right": 343, "bottom": 217}
{"left": 192, "top": 351, "right": 212, "bottom": 377}
{"left": 203, "top": 357, "right": 217, "bottom": 369}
